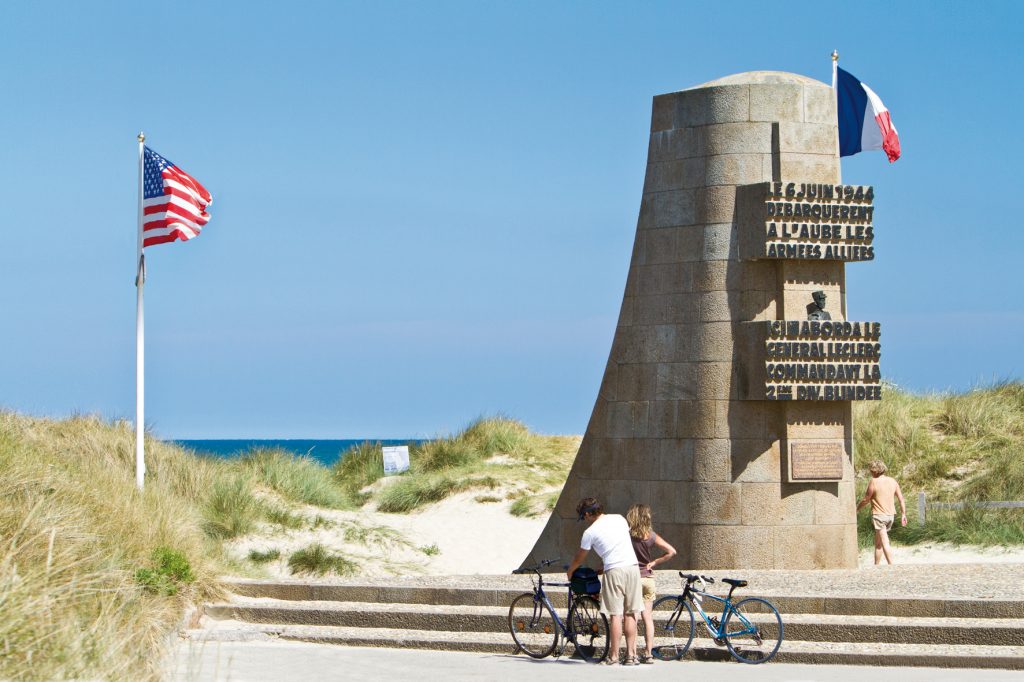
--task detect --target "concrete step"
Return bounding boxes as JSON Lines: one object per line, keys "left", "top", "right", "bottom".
{"left": 185, "top": 621, "right": 1024, "bottom": 669}
{"left": 204, "top": 597, "right": 1024, "bottom": 647}
{"left": 224, "top": 579, "right": 1024, "bottom": 619}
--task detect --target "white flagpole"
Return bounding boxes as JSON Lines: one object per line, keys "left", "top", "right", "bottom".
{"left": 135, "top": 132, "right": 146, "bottom": 490}
{"left": 832, "top": 51, "right": 841, "bottom": 166}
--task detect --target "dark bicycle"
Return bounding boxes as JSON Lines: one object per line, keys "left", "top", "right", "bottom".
{"left": 650, "top": 572, "right": 783, "bottom": 664}
{"left": 508, "top": 559, "right": 609, "bottom": 662}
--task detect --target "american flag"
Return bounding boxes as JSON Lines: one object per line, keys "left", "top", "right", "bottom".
{"left": 142, "top": 147, "right": 212, "bottom": 247}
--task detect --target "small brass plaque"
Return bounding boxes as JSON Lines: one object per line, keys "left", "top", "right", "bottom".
{"left": 789, "top": 442, "right": 844, "bottom": 481}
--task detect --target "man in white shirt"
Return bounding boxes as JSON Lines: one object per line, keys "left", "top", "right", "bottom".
{"left": 566, "top": 497, "right": 644, "bottom": 666}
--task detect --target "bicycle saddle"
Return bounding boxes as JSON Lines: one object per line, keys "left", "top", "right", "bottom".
{"left": 722, "top": 578, "right": 747, "bottom": 587}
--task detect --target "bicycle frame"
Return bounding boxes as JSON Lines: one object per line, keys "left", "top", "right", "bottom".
{"left": 683, "top": 580, "right": 758, "bottom": 641}
{"left": 524, "top": 573, "right": 580, "bottom": 647}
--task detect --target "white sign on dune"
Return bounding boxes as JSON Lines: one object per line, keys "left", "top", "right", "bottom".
{"left": 382, "top": 446, "right": 410, "bottom": 475}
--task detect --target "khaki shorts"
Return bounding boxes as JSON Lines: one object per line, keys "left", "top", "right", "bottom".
{"left": 599, "top": 566, "right": 644, "bottom": 616}
{"left": 640, "top": 577, "right": 656, "bottom": 602}
{"left": 872, "top": 514, "right": 894, "bottom": 531}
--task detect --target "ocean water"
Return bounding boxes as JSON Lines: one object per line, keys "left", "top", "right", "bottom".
{"left": 172, "top": 439, "right": 417, "bottom": 468}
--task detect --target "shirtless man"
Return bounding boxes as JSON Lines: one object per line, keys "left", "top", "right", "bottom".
{"left": 856, "top": 461, "right": 908, "bottom": 565}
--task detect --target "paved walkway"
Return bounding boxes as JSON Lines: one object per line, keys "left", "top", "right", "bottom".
{"left": 170, "top": 640, "right": 1024, "bottom": 682}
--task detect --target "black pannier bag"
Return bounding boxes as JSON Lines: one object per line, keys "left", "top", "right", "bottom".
{"left": 570, "top": 567, "right": 601, "bottom": 595}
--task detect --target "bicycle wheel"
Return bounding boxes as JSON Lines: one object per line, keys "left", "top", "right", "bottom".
{"left": 649, "top": 596, "right": 695, "bottom": 661}
{"left": 567, "top": 595, "right": 608, "bottom": 662}
{"left": 508, "top": 592, "right": 559, "bottom": 658}
{"left": 722, "top": 597, "right": 783, "bottom": 664}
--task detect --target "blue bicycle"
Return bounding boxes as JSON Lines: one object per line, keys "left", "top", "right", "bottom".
{"left": 509, "top": 559, "right": 609, "bottom": 662}
{"left": 651, "top": 573, "right": 783, "bottom": 664}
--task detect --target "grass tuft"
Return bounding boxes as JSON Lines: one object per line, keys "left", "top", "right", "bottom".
{"left": 248, "top": 548, "right": 281, "bottom": 564}
{"left": 331, "top": 441, "right": 386, "bottom": 501}
{"left": 260, "top": 503, "right": 306, "bottom": 529}
{"left": 509, "top": 495, "right": 534, "bottom": 517}
{"left": 287, "top": 543, "right": 358, "bottom": 576}
{"left": 376, "top": 474, "right": 469, "bottom": 513}
{"left": 239, "top": 447, "right": 351, "bottom": 508}
{"left": 203, "top": 477, "right": 260, "bottom": 539}
{"left": 135, "top": 547, "right": 196, "bottom": 596}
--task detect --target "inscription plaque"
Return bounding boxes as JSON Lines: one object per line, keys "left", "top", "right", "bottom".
{"left": 763, "top": 320, "right": 882, "bottom": 401}
{"left": 789, "top": 441, "right": 845, "bottom": 482}
{"left": 764, "top": 182, "right": 874, "bottom": 261}
{"left": 738, "top": 181, "right": 876, "bottom": 262}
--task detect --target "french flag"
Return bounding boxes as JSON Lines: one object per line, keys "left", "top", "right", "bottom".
{"left": 835, "top": 66, "right": 901, "bottom": 162}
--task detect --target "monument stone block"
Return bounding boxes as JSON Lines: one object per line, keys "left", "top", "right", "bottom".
{"left": 741, "top": 482, "right": 815, "bottom": 525}
{"left": 647, "top": 400, "right": 677, "bottom": 436}
{"left": 699, "top": 290, "right": 732, "bottom": 322}
{"left": 645, "top": 160, "right": 687, "bottom": 193}
{"left": 772, "top": 524, "right": 858, "bottom": 569}
{"left": 778, "top": 121, "right": 838, "bottom": 154}
{"left": 701, "top": 222, "right": 736, "bottom": 260}
{"left": 658, "top": 438, "right": 694, "bottom": 482}
{"left": 693, "top": 260, "right": 728, "bottom": 291}
{"left": 692, "top": 438, "right": 732, "bottom": 482}
{"left": 656, "top": 363, "right": 696, "bottom": 401}
{"left": 705, "top": 154, "right": 766, "bottom": 186}
{"left": 653, "top": 189, "right": 698, "bottom": 228}
{"left": 750, "top": 83, "right": 804, "bottom": 122}
{"left": 814, "top": 482, "right": 856, "bottom": 525}
{"left": 803, "top": 85, "right": 838, "bottom": 124}
{"left": 698, "top": 187, "right": 739, "bottom": 224}
{"left": 778, "top": 153, "right": 841, "bottom": 183}
{"left": 732, "top": 439, "right": 781, "bottom": 483}
{"left": 700, "top": 122, "right": 773, "bottom": 155}
{"left": 675, "top": 226, "right": 704, "bottom": 262}
{"left": 651, "top": 94, "right": 675, "bottom": 132}
{"left": 692, "top": 525, "right": 775, "bottom": 569}
{"left": 690, "top": 482, "right": 742, "bottom": 525}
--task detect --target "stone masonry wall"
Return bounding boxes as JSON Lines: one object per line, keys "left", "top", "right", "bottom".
{"left": 524, "top": 71, "right": 857, "bottom": 571}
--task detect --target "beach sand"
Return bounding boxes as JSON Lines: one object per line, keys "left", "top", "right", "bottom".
{"left": 231, "top": 490, "right": 552, "bottom": 578}
{"left": 227, "top": 491, "right": 1024, "bottom": 578}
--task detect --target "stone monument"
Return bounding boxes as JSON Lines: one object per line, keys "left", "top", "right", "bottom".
{"left": 524, "top": 71, "right": 882, "bottom": 570}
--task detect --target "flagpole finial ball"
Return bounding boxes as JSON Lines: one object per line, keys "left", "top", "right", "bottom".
{"left": 138, "top": 132, "right": 145, "bottom": 143}
{"left": 831, "top": 50, "right": 839, "bottom": 62}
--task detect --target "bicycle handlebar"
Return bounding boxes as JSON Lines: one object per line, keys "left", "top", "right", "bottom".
{"left": 679, "top": 572, "right": 715, "bottom": 584}
{"left": 512, "top": 558, "right": 561, "bottom": 575}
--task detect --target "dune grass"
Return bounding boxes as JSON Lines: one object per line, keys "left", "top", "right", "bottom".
{"left": 333, "top": 416, "right": 579, "bottom": 513}
{"left": 853, "top": 381, "right": 1024, "bottom": 546}
{"left": 0, "top": 410, "right": 578, "bottom": 680}
{"left": 0, "top": 410, "right": 376, "bottom": 681}
{"left": 236, "top": 447, "right": 352, "bottom": 509}
{"left": 0, "top": 412, "right": 224, "bottom": 681}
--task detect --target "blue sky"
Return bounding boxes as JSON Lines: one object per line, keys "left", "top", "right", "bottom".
{"left": 1, "top": 1, "right": 1021, "bottom": 438}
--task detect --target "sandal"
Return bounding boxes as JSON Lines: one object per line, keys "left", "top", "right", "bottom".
{"left": 638, "top": 653, "right": 655, "bottom": 664}
{"left": 602, "top": 656, "right": 620, "bottom": 665}
{"left": 622, "top": 657, "right": 639, "bottom": 666}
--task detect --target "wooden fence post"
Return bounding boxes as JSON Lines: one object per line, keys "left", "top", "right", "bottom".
{"left": 917, "top": 492, "right": 926, "bottom": 527}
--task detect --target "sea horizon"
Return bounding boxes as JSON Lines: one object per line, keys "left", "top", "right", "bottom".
{"left": 172, "top": 438, "right": 419, "bottom": 467}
